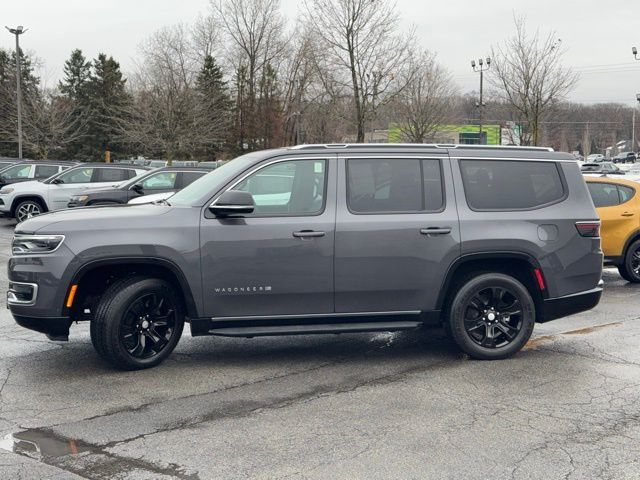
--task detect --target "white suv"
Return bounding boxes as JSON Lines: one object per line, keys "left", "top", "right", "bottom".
{"left": 0, "top": 163, "right": 148, "bottom": 222}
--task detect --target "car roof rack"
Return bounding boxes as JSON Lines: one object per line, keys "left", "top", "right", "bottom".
{"left": 288, "top": 143, "right": 555, "bottom": 153}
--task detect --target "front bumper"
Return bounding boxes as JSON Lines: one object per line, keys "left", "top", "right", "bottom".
{"left": 13, "top": 315, "right": 71, "bottom": 341}
{"left": 539, "top": 280, "right": 604, "bottom": 323}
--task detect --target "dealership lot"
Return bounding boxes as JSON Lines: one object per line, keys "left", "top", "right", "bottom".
{"left": 0, "top": 218, "right": 639, "bottom": 479}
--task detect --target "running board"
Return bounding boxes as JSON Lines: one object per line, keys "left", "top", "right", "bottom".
{"left": 204, "top": 321, "right": 422, "bottom": 337}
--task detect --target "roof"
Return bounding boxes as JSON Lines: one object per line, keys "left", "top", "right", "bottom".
{"left": 10, "top": 160, "right": 78, "bottom": 165}
{"left": 69, "top": 163, "right": 150, "bottom": 168}
{"left": 289, "top": 143, "right": 555, "bottom": 153}
{"left": 584, "top": 175, "right": 640, "bottom": 187}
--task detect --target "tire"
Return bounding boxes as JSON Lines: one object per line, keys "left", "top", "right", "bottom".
{"left": 448, "top": 273, "right": 536, "bottom": 360}
{"left": 14, "top": 199, "right": 44, "bottom": 223}
{"left": 90, "top": 277, "right": 184, "bottom": 370}
{"left": 617, "top": 239, "right": 640, "bottom": 283}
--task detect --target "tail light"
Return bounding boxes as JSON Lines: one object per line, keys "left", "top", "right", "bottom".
{"left": 575, "top": 221, "right": 600, "bottom": 237}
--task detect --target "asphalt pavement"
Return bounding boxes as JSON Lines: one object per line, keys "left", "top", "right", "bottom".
{"left": 1, "top": 217, "right": 640, "bottom": 479}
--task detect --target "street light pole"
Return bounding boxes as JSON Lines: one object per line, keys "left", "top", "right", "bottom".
{"left": 5, "top": 26, "right": 27, "bottom": 159}
{"left": 634, "top": 93, "right": 640, "bottom": 153}
{"left": 471, "top": 57, "right": 491, "bottom": 145}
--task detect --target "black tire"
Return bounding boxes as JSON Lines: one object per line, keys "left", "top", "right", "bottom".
{"left": 14, "top": 199, "right": 45, "bottom": 223}
{"left": 617, "top": 239, "right": 640, "bottom": 283}
{"left": 448, "top": 273, "right": 535, "bottom": 360}
{"left": 90, "top": 277, "right": 184, "bottom": 370}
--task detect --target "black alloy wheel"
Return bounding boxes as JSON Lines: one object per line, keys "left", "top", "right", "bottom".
{"left": 121, "top": 292, "right": 177, "bottom": 359}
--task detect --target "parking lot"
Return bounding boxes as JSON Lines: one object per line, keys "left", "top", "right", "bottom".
{"left": 0, "top": 217, "right": 639, "bottom": 480}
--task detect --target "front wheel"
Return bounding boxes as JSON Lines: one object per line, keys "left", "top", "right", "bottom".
{"left": 15, "top": 199, "right": 44, "bottom": 223}
{"left": 617, "top": 239, "right": 640, "bottom": 283}
{"left": 90, "top": 277, "right": 184, "bottom": 370}
{"left": 448, "top": 273, "right": 536, "bottom": 360}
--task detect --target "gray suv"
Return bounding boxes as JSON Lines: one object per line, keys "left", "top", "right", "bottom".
{"left": 7, "top": 144, "right": 604, "bottom": 370}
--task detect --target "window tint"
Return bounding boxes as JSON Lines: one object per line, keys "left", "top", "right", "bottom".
{"left": 96, "top": 168, "right": 132, "bottom": 182}
{"left": 35, "top": 165, "right": 60, "bottom": 178}
{"left": 617, "top": 185, "right": 635, "bottom": 204}
{"left": 587, "top": 183, "right": 620, "bottom": 208}
{"left": 1, "top": 164, "right": 31, "bottom": 179}
{"left": 460, "top": 160, "right": 565, "bottom": 210}
{"left": 57, "top": 167, "right": 94, "bottom": 184}
{"left": 141, "top": 172, "right": 177, "bottom": 190}
{"left": 234, "top": 159, "right": 326, "bottom": 215}
{"left": 179, "top": 171, "right": 206, "bottom": 188}
{"left": 347, "top": 158, "right": 443, "bottom": 213}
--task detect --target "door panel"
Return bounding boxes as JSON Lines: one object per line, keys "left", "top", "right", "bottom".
{"left": 47, "top": 167, "right": 95, "bottom": 210}
{"left": 200, "top": 157, "right": 336, "bottom": 318}
{"left": 334, "top": 156, "right": 460, "bottom": 313}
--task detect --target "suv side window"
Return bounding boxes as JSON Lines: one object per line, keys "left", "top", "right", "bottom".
{"left": 617, "top": 185, "right": 635, "bottom": 203}
{"left": 460, "top": 159, "right": 565, "bottom": 211}
{"left": 587, "top": 183, "right": 620, "bottom": 207}
{"left": 95, "top": 168, "right": 133, "bottom": 182}
{"left": 346, "top": 158, "right": 443, "bottom": 213}
{"left": 234, "top": 159, "right": 326, "bottom": 216}
{"left": 179, "top": 171, "right": 206, "bottom": 188}
{"left": 57, "top": 167, "right": 94, "bottom": 184}
{"left": 2, "top": 164, "right": 32, "bottom": 179}
{"left": 141, "top": 172, "right": 178, "bottom": 190}
{"left": 35, "top": 165, "right": 60, "bottom": 178}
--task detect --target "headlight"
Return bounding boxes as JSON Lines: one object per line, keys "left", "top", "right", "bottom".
{"left": 12, "top": 234, "right": 65, "bottom": 255}
{"left": 0, "top": 187, "right": 14, "bottom": 194}
{"left": 72, "top": 195, "right": 88, "bottom": 202}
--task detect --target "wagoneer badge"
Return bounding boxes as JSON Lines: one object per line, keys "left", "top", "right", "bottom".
{"left": 214, "top": 286, "right": 272, "bottom": 294}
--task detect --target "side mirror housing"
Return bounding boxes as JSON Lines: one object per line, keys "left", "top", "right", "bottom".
{"left": 209, "top": 190, "right": 254, "bottom": 216}
{"left": 131, "top": 183, "right": 144, "bottom": 194}
{"left": 51, "top": 178, "right": 63, "bottom": 185}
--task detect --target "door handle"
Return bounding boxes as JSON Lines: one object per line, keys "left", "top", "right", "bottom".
{"left": 621, "top": 212, "right": 634, "bottom": 217}
{"left": 420, "top": 227, "right": 452, "bottom": 236}
{"left": 293, "top": 230, "right": 326, "bottom": 238}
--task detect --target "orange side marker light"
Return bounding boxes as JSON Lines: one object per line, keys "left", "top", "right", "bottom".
{"left": 66, "top": 285, "right": 78, "bottom": 308}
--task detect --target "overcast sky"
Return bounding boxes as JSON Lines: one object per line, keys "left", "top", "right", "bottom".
{"left": 2, "top": 0, "right": 640, "bottom": 106}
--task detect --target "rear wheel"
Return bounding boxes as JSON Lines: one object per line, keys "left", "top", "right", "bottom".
{"left": 448, "top": 273, "right": 535, "bottom": 360}
{"left": 14, "top": 199, "right": 44, "bottom": 223}
{"left": 90, "top": 277, "right": 184, "bottom": 370}
{"left": 617, "top": 239, "right": 640, "bottom": 283}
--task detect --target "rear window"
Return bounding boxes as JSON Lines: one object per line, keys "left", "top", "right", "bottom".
{"left": 460, "top": 160, "right": 565, "bottom": 211}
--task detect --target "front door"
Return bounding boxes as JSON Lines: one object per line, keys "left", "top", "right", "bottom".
{"left": 334, "top": 156, "right": 460, "bottom": 313}
{"left": 47, "top": 166, "right": 96, "bottom": 210}
{"left": 200, "top": 156, "right": 336, "bottom": 318}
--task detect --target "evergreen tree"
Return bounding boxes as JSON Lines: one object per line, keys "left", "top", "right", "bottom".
{"left": 59, "top": 49, "right": 91, "bottom": 102}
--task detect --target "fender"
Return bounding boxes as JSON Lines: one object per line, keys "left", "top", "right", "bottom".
{"left": 66, "top": 256, "right": 199, "bottom": 318}
{"left": 11, "top": 194, "right": 49, "bottom": 214}
{"left": 435, "top": 251, "right": 544, "bottom": 311}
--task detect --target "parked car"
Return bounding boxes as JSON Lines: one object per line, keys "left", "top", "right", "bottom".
{"left": 585, "top": 176, "right": 640, "bottom": 282}
{"left": 586, "top": 154, "right": 605, "bottom": 163}
{"left": 0, "top": 157, "right": 22, "bottom": 169}
{"left": 198, "top": 160, "right": 224, "bottom": 169}
{"left": 612, "top": 152, "right": 636, "bottom": 164}
{"left": 581, "top": 162, "right": 624, "bottom": 175}
{"left": 7, "top": 144, "right": 603, "bottom": 370}
{"left": 68, "top": 167, "right": 209, "bottom": 208}
{"left": 128, "top": 191, "right": 174, "bottom": 205}
{"left": 0, "top": 163, "right": 148, "bottom": 222}
{"left": 0, "top": 161, "right": 76, "bottom": 189}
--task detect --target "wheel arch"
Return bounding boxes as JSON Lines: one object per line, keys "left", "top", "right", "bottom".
{"left": 11, "top": 194, "right": 49, "bottom": 217}
{"left": 436, "top": 252, "right": 546, "bottom": 322}
{"left": 66, "top": 257, "right": 199, "bottom": 320}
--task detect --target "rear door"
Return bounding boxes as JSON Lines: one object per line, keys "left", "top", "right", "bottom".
{"left": 334, "top": 154, "right": 460, "bottom": 313}
{"left": 588, "top": 181, "right": 639, "bottom": 257}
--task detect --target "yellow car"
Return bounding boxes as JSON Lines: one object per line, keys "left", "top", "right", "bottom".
{"left": 586, "top": 176, "right": 640, "bottom": 282}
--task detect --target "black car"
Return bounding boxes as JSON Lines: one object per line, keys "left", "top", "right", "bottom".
{"left": 67, "top": 166, "right": 210, "bottom": 207}
{"left": 580, "top": 162, "right": 625, "bottom": 175}
{"left": 0, "top": 160, "right": 77, "bottom": 188}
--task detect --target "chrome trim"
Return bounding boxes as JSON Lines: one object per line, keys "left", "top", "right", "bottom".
{"left": 211, "top": 310, "right": 421, "bottom": 322}
{"left": 7, "top": 281, "right": 38, "bottom": 306}
{"left": 11, "top": 234, "right": 66, "bottom": 256}
{"left": 547, "top": 283, "right": 604, "bottom": 302}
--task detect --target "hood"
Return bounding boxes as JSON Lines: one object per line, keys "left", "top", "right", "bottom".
{"left": 2, "top": 179, "right": 42, "bottom": 192}
{"left": 128, "top": 192, "right": 174, "bottom": 204}
{"left": 16, "top": 204, "right": 174, "bottom": 234}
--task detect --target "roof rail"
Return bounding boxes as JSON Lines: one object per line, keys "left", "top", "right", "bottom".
{"left": 288, "top": 143, "right": 555, "bottom": 152}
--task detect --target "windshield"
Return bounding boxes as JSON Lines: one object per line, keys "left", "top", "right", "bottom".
{"left": 169, "top": 152, "right": 264, "bottom": 207}
{"left": 119, "top": 169, "right": 159, "bottom": 188}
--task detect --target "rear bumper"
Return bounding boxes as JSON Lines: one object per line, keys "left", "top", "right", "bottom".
{"left": 538, "top": 280, "right": 603, "bottom": 323}
{"left": 12, "top": 314, "right": 71, "bottom": 341}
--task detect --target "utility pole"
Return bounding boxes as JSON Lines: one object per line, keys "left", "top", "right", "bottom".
{"left": 5, "top": 26, "right": 27, "bottom": 159}
{"left": 635, "top": 93, "right": 640, "bottom": 152}
{"left": 471, "top": 57, "right": 491, "bottom": 145}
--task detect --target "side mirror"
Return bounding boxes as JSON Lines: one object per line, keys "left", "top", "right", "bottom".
{"left": 51, "top": 178, "right": 63, "bottom": 185}
{"left": 209, "top": 190, "right": 254, "bottom": 216}
{"left": 131, "top": 183, "right": 144, "bottom": 194}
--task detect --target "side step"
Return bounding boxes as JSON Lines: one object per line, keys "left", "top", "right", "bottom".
{"left": 204, "top": 321, "right": 422, "bottom": 338}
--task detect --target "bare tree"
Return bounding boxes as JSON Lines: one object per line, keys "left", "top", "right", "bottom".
{"left": 395, "top": 51, "right": 457, "bottom": 143}
{"left": 212, "top": 0, "right": 285, "bottom": 149}
{"left": 489, "top": 16, "right": 578, "bottom": 146}
{"left": 303, "top": 0, "right": 415, "bottom": 142}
